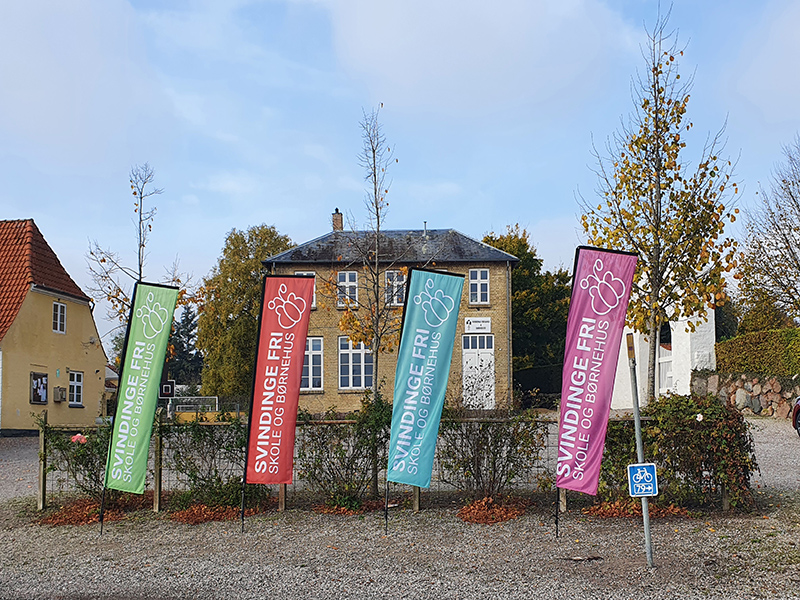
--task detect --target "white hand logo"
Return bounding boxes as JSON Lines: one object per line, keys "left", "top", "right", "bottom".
{"left": 579, "top": 258, "right": 627, "bottom": 316}
{"left": 268, "top": 283, "right": 307, "bottom": 329}
{"left": 136, "top": 292, "right": 170, "bottom": 339}
{"left": 413, "top": 279, "right": 455, "bottom": 328}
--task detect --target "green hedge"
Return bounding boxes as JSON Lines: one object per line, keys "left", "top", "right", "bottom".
{"left": 716, "top": 328, "right": 800, "bottom": 376}
{"left": 600, "top": 393, "right": 757, "bottom": 508}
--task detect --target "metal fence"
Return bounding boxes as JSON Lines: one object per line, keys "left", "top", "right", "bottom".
{"left": 41, "top": 415, "right": 564, "bottom": 510}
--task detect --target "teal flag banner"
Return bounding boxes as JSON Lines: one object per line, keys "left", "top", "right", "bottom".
{"left": 387, "top": 269, "right": 464, "bottom": 488}
{"left": 104, "top": 282, "right": 179, "bottom": 494}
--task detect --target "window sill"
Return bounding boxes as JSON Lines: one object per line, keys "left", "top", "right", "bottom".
{"left": 68, "top": 404, "right": 84, "bottom": 409}
{"left": 337, "top": 389, "right": 369, "bottom": 394}
{"left": 300, "top": 389, "right": 325, "bottom": 395}
{"left": 467, "top": 304, "right": 491, "bottom": 309}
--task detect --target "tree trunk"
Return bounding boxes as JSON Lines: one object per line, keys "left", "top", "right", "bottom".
{"left": 646, "top": 315, "right": 659, "bottom": 404}
{"left": 370, "top": 347, "right": 380, "bottom": 499}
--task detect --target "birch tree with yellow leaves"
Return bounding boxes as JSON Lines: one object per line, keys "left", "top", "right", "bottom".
{"left": 580, "top": 16, "right": 738, "bottom": 401}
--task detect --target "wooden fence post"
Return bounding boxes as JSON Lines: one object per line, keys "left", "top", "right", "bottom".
{"left": 278, "top": 484, "right": 286, "bottom": 512}
{"left": 153, "top": 407, "right": 163, "bottom": 513}
{"left": 37, "top": 409, "right": 47, "bottom": 511}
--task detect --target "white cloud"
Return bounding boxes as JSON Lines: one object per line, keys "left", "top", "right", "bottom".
{"left": 324, "top": 0, "right": 638, "bottom": 113}
{"left": 0, "top": 0, "right": 169, "bottom": 168}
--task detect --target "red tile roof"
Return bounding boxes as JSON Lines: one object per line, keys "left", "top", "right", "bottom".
{"left": 0, "top": 219, "right": 89, "bottom": 342}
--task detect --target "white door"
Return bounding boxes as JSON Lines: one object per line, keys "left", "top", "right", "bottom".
{"left": 462, "top": 334, "right": 495, "bottom": 409}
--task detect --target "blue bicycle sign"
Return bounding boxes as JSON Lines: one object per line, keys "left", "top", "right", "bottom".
{"left": 627, "top": 463, "right": 658, "bottom": 497}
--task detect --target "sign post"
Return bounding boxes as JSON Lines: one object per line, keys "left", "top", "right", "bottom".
{"left": 626, "top": 333, "right": 654, "bottom": 567}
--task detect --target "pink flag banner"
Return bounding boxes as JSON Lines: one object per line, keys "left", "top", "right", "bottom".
{"left": 556, "top": 246, "right": 637, "bottom": 495}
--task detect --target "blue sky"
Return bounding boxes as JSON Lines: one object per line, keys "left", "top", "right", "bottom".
{"left": 2, "top": 0, "right": 799, "bottom": 342}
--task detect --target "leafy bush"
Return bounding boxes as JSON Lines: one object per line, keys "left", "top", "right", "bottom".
{"left": 35, "top": 415, "right": 112, "bottom": 501}
{"left": 437, "top": 408, "right": 548, "bottom": 499}
{"left": 716, "top": 328, "right": 800, "bottom": 376}
{"left": 597, "top": 420, "right": 638, "bottom": 502}
{"left": 599, "top": 393, "right": 758, "bottom": 509}
{"left": 355, "top": 388, "right": 392, "bottom": 497}
{"left": 645, "top": 393, "right": 757, "bottom": 508}
{"left": 295, "top": 408, "right": 374, "bottom": 509}
{"left": 294, "top": 390, "right": 391, "bottom": 509}
{"left": 163, "top": 412, "right": 269, "bottom": 508}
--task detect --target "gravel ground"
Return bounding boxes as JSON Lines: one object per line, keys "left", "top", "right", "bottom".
{"left": 1, "top": 418, "right": 799, "bottom": 599}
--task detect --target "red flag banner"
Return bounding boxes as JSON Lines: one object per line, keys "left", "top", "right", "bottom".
{"left": 245, "top": 276, "right": 314, "bottom": 485}
{"left": 556, "top": 246, "right": 637, "bottom": 495}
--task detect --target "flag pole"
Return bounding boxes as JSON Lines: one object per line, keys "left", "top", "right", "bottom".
{"left": 384, "top": 481, "right": 389, "bottom": 535}
{"left": 240, "top": 476, "right": 247, "bottom": 534}
{"left": 554, "top": 487, "right": 559, "bottom": 538}
{"left": 99, "top": 487, "right": 107, "bottom": 535}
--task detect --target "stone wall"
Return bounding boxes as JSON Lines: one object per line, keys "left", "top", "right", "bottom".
{"left": 691, "top": 372, "right": 799, "bottom": 419}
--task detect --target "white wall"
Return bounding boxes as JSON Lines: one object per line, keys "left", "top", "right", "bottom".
{"left": 610, "top": 309, "right": 716, "bottom": 410}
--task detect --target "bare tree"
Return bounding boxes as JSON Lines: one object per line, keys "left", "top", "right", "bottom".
{"left": 87, "top": 163, "right": 190, "bottom": 329}
{"left": 318, "top": 106, "right": 424, "bottom": 498}
{"left": 739, "top": 135, "right": 800, "bottom": 321}
{"left": 320, "top": 106, "right": 407, "bottom": 397}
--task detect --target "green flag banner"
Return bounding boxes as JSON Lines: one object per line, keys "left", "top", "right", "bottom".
{"left": 387, "top": 269, "right": 463, "bottom": 488}
{"left": 104, "top": 282, "right": 179, "bottom": 494}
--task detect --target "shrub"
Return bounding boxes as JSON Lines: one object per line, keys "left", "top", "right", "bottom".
{"left": 716, "top": 328, "right": 800, "bottom": 376}
{"left": 644, "top": 393, "right": 757, "bottom": 508}
{"left": 163, "top": 412, "right": 269, "bottom": 508}
{"left": 35, "top": 415, "right": 111, "bottom": 501}
{"left": 437, "top": 408, "right": 548, "bottom": 499}
{"left": 597, "top": 419, "right": 638, "bottom": 502}
{"left": 354, "top": 388, "right": 392, "bottom": 498}
{"left": 599, "top": 393, "right": 758, "bottom": 509}
{"left": 295, "top": 408, "right": 374, "bottom": 509}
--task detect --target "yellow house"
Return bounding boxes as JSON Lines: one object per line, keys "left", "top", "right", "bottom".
{"left": 0, "top": 219, "right": 106, "bottom": 433}
{"left": 265, "top": 210, "right": 519, "bottom": 413}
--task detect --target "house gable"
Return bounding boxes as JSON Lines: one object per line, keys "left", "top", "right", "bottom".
{"left": 263, "top": 222, "right": 518, "bottom": 413}
{"left": 0, "top": 219, "right": 89, "bottom": 343}
{"left": 0, "top": 219, "right": 105, "bottom": 431}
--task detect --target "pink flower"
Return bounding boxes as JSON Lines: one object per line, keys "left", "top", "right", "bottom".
{"left": 71, "top": 433, "right": 87, "bottom": 444}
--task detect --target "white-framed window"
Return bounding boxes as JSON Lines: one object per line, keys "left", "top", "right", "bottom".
{"left": 385, "top": 270, "right": 406, "bottom": 306}
{"left": 469, "top": 269, "right": 490, "bottom": 305}
{"left": 301, "top": 337, "right": 323, "bottom": 390}
{"left": 338, "top": 337, "right": 373, "bottom": 390}
{"left": 53, "top": 301, "right": 66, "bottom": 333}
{"left": 69, "top": 371, "right": 83, "bottom": 407}
{"left": 294, "top": 271, "right": 316, "bottom": 308}
{"left": 337, "top": 271, "right": 358, "bottom": 307}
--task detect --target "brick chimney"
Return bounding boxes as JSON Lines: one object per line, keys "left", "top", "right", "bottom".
{"left": 332, "top": 208, "right": 343, "bottom": 231}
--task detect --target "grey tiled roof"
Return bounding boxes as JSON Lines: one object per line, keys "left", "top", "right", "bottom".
{"left": 265, "top": 229, "right": 519, "bottom": 266}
